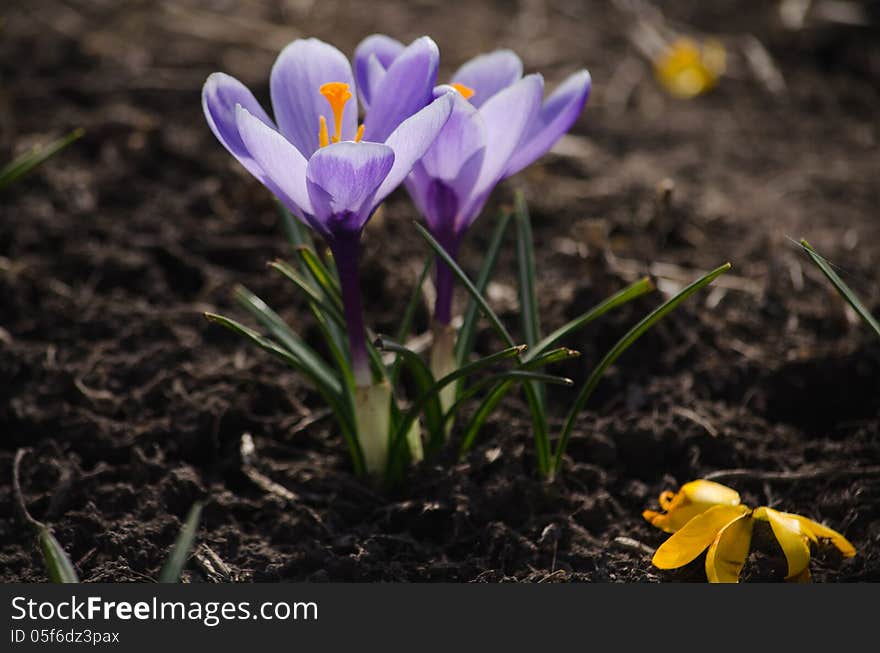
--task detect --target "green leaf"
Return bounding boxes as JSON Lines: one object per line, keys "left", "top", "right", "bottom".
{"left": 205, "top": 310, "right": 363, "bottom": 475}
{"left": 525, "top": 277, "right": 655, "bottom": 362}
{"left": 416, "top": 222, "right": 516, "bottom": 349}
{"left": 377, "top": 337, "right": 444, "bottom": 451}
{"left": 37, "top": 527, "right": 79, "bottom": 583}
{"left": 268, "top": 259, "right": 346, "bottom": 328}
{"left": 233, "top": 286, "right": 341, "bottom": 395}
{"left": 159, "top": 502, "right": 203, "bottom": 583}
{"left": 0, "top": 128, "right": 84, "bottom": 189}
{"left": 390, "top": 257, "right": 433, "bottom": 385}
{"left": 296, "top": 246, "right": 343, "bottom": 307}
{"left": 276, "top": 201, "right": 316, "bottom": 252}
{"left": 800, "top": 239, "right": 880, "bottom": 339}
{"left": 551, "top": 262, "right": 732, "bottom": 477}
{"left": 514, "top": 191, "right": 541, "bottom": 348}
{"left": 454, "top": 211, "right": 513, "bottom": 365}
{"left": 415, "top": 221, "right": 552, "bottom": 472}
{"left": 386, "top": 344, "right": 526, "bottom": 481}
{"left": 458, "top": 379, "right": 514, "bottom": 456}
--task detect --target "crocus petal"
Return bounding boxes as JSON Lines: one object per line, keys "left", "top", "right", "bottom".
{"left": 451, "top": 49, "right": 523, "bottom": 108}
{"left": 306, "top": 142, "right": 395, "bottom": 234}
{"left": 354, "top": 34, "right": 405, "bottom": 109}
{"left": 270, "top": 38, "right": 357, "bottom": 158}
{"left": 757, "top": 507, "right": 813, "bottom": 581}
{"left": 362, "top": 36, "right": 440, "bottom": 143}
{"left": 234, "top": 105, "right": 312, "bottom": 218}
{"left": 373, "top": 92, "right": 454, "bottom": 204}
{"left": 644, "top": 479, "right": 742, "bottom": 534}
{"left": 202, "top": 73, "right": 276, "bottom": 179}
{"left": 786, "top": 513, "right": 856, "bottom": 558}
{"left": 504, "top": 69, "right": 592, "bottom": 177}
{"left": 652, "top": 504, "right": 750, "bottom": 570}
{"left": 705, "top": 513, "right": 754, "bottom": 583}
{"left": 458, "top": 73, "right": 543, "bottom": 229}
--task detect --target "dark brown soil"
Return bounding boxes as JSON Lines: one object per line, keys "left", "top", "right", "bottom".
{"left": 2, "top": 0, "right": 879, "bottom": 582}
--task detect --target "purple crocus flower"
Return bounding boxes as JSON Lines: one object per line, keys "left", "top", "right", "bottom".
{"left": 355, "top": 38, "right": 591, "bottom": 326}
{"left": 203, "top": 37, "right": 452, "bottom": 387}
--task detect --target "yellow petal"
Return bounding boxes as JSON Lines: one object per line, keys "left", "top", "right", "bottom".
{"left": 757, "top": 507, "right": 812, "bottom": 581}
{"left": 681, "top": 479, "right": 741, "bottom": 506}
{"left": 705, "top": 513, "right": 754, "bottom": 583}
{"left": 644, "top": 480, "right": 741, "bottom": 533}
{"left": 653, "top": 504, "right": 750, "bottom": 570}
{"left": 786, "top": 513, "right": 856, "bottom": 558}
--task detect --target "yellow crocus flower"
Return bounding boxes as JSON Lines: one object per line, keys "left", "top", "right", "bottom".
{"left": 645, "top": 480, "right": 856, "bottom": 582}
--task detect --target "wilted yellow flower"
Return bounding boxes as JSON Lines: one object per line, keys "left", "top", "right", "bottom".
{"left": 642, "top": 479, "right": 741, "bottom": 533}
{"left": 644, "top": 480, "right": 856, "bottom": 582}
{"left": 654, "top": 37, "right": 726, "bottom": 99}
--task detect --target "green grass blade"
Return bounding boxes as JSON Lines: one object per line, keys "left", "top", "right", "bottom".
{"left": 376, "top": 337, "right": 444, "bottom": 450}
{"left": 525, "top": 277, "right": 655, "bottom": 362}
{"left": 276, "top": 201, "right": 316, "bottom": 252}
{"left": 0, "top": 128, "right": 84, "bottom": 189}
{"left": 552, "top": 262, "right": 731, "bottom": 477}
{"left": 386, "top": 344, "right": 526, "bottom": 481}
{"left": 454, "top": 211, "right": 513, "bottom": 365}
{"left": 205, "top": 311, "right": 361, "bottom": 473}
{"left": 514, "top": 192, "right": 541, "bottom": 348}
{"left": 390, "top": 258, "right": 433, "bottom": 385}
{"left": 37, "top": 527, "right": 79, "bottom": 583}
{"left": 800, "top": 239, "right": 880, "bottom": 339}
{"left": 522, "top": 347, "right": 581, "bottom": 370}
{"left": 233, "top": 286, "right": 341, "bottom": 395}
{"left": 416, "top": 222, "right": 516, "bottom": 349}
{"left": 296, "top": 246, "right": 343, "bottom": 306}
{"left": 458, "top": 379, "right": 514, "bottom": 456}
{"left": 268, "top": 260, "right": 346, "bottom": 328}
{"left": 159, "top": 501, "right": 203, "bottom": 583}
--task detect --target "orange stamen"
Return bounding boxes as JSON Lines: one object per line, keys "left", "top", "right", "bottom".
{"left": 319, "top": 81, "right": 352, "bottom": 144}
{"left": 318, "top": 115, "right": 330, "bottom": 149}
{"left": 354, "top": 124, "right": 365, "bottom": 143}
{"left": 450, "top": 82, "right": 475, "bottom": 100}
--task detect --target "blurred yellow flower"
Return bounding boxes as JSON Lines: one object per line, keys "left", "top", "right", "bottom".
{"left": 654, "top": 37, "right": 726, "bottom": 99}
{"left": 644, "top": 480, "right": 856, "bottom": 582}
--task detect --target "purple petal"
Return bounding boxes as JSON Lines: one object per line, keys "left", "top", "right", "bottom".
{"left": 354, "top": 34, "right": 404, "bottom": 109}
{"left": 451, "top": 50, "right": 523, "bottom": 108}
{"left": 373, "top": 92, "right": 454, "bottom": 204}
{"left": 418, "top": 91, "right": 485, "bottom": 183}
{"left": 306, "top": 142, "right": 395, "bottom": 234}
{"left": 505, "top": 69, "right": 591, "bottom": 177}
{"left": 202, "top": 73, "right": 276, "bottom": 180}
{"left": 460, "top": 73, "right": 544, "bottom": 227}
{"left": 270, "top": 38, "right": 357, "bottom": 159}
{"left": 362, "top": 36, "right": 440, "bottom": 143}
{"left": 235, "top": 105, "right": 312, "bottom": 218}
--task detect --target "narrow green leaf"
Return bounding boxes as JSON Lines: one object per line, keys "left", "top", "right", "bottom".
{"left": 525, "top": 277, "right": 655, "bottom": 362}
{"left": 38, "top": 527, "right": 79, "bottom": 583}
{"left": 0, "top": 128, "right": 84, "bottom": 189}
{"left": 459, "top": 379, "right": 514, "bottom": 456}
{"left": 454, "top": 211, "right": 513, "bottom": 365}
{"left": 514, "top": 192, "right": 541, "bottom": 348}
{"left": 390, "top": 258, "right": 433, "bottom": 385}
{"left": 276, "top": 201, "right": 316, "bottom": 252}
{"left": 268, "top": 260, "right": 346, "bottom": 328}
{"left": 552, "top": 262, "right": 731, "bottom": 477}
{"left": 233, "top": 286, "right": 341, "bottom": 396}
{"left": 377, "top": 337, "right": 444, "bottom": 450}
{"left": 522, "top": 347, "right": 581, "bottom": 370}
{"left": 415, "top": 221, "right": 516, "bottom": 349}
{"left": 386, "top": 344, "right": 526, "bottom": 481}
{"left": 296, "top": 246, "right": 343, "bottom": 306}
{"left": 205, "top": 311, "right": 362, "bottom": 474}
{"left": 159, "top": 502, "right": 203, "bottom": 583}
{"left": 801, "top": 239, "right": 880, "bottom": 339}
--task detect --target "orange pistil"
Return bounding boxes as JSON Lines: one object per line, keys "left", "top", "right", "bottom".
{"left": 319, "top": 82, "right": 353, "bottom": 144}
{"left": 450, "top": 82, "right": 475, "bottom": 100}
{"left": 354, "top": 124, "right": 365, "bottom": 143}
